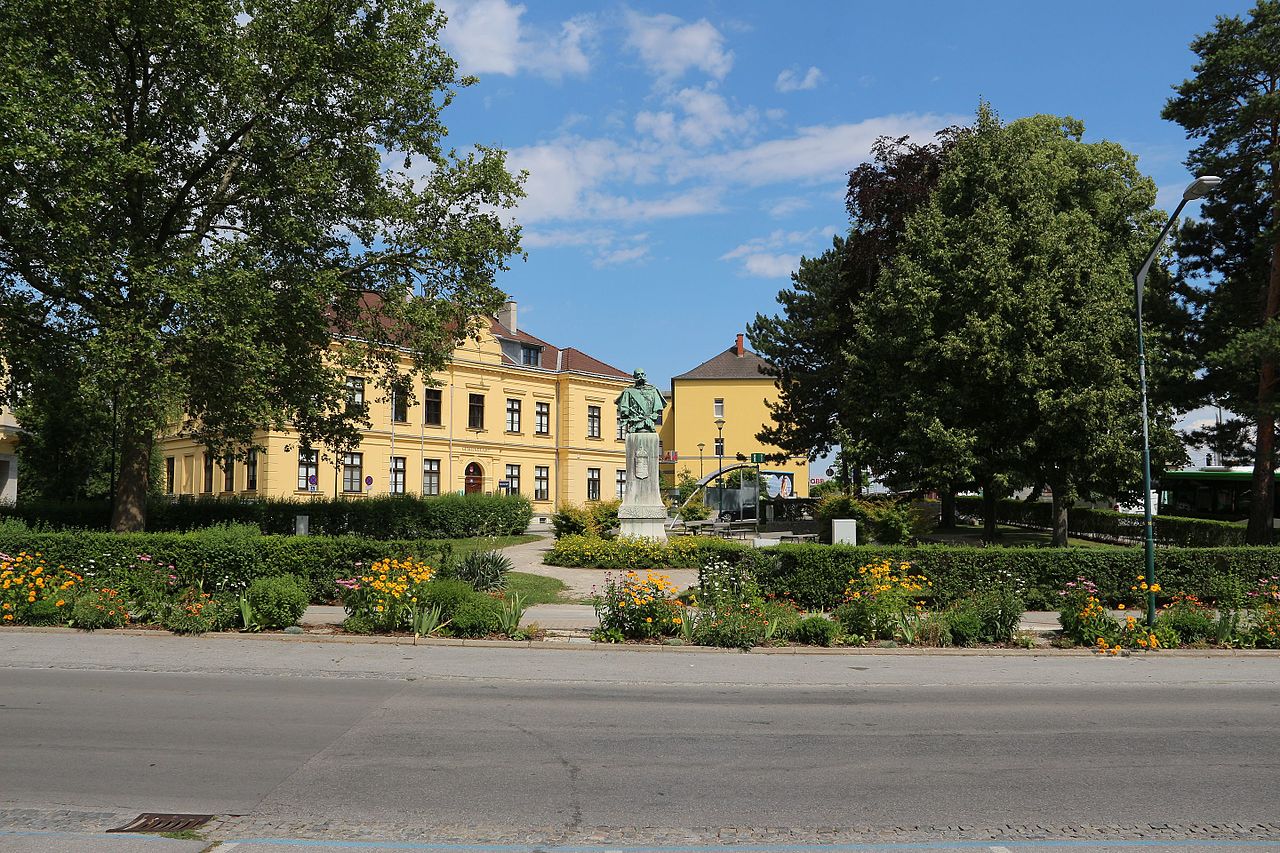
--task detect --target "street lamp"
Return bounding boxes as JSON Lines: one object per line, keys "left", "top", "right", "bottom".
{"left": 1136, "top": 174, "right": 1221, "bottom": 627}
{"left": 714, "top": 417, "right": 726, "bottom": 519}
{"left": 697, "top": 442, "right": 706, "bottom": 480}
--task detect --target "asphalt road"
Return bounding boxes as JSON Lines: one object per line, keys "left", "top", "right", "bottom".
{"left": 1, "top": 632, "right": 1279, "bottom": 852}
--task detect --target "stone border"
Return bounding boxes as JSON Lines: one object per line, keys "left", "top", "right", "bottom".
{"left": 5, "top": 625, "right": 1280, "bottom": 656}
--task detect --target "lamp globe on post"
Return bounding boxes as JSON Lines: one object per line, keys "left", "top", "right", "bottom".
{"left": 1135, "top": 174, "right": 1221, "bottom": 628}
{"left": 697, "top": 442, "right": 706, "bottom": 480}
{"left": 714, "top": 417, "right": 726, "bottom": 519}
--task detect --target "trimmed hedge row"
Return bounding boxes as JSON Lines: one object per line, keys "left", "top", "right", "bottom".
{"left": 740, "top": 543, "right": 1280, "bottom": 610}
{"left": 0, "top": 493, "right": 533, "bottom": 540}
{"left": 544, "top": 534, "right": 747, "bottom": 570}
{"left": 0, "top": 526, "right": 460, "bottom": 603}
{"left": 955, "top": 496, "right": 1245, "bottom": 548}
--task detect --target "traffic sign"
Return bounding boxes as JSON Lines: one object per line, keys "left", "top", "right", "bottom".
{"left": 498, "top": 480, "right": 510, "bottom": 488}
{"left": 750, "top": 453, "right": 766, "bottom": 463}
{"left": 365, "top": 475, "right": 373, "bottom": 486}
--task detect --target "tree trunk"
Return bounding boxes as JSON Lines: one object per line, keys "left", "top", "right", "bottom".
{"left": 981, "top": 487, "right": 998, "bottom": 542}
{"left": 1050, "top": 489, "right": 1069, "bottom": 548}
{"left": 940, "top": 487, "right": 956, "bottom": 529}
{"left": 1247, "top": 231, "right": 1280, "bottom": 545}
{"left": 110, "top": 427, "right": 153, "bottom": 532}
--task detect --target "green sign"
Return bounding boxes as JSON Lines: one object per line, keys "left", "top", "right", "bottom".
{"left": 750, "top": 453, "right": 766, "bottom": 463}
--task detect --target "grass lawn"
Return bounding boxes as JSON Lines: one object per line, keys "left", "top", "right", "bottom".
{"left": 505, "top": 571, "right": 579, "bottom": 605}
{"left": 446, "top": 534, "right": 541, "bottom": 555}
{"left": 926, "top": 523, "right": 1125, "bottom": 549}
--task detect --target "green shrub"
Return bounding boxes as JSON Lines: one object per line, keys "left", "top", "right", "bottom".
{"left": 448, "top": 595, "right": 501, "bottom": 638}
{"left": 449, "top": 549, "right": 512, "bottom": 592}
{"left": 954, "top": 496, "right": 1245, "bottom": 548}
{"left": 246, "top": 574, "right": 310, "bottom": 629}
{"left": 594, "top": 570, "right": 682, "bottom": 639}
{"left": 944, "top": 607, "right": 983, "bottom": 646}
{"left": 692, "top": 601, "right": 771, "bottom": 649}
{"left": 1156, "top": 593, "right": 1217, "bottom": 644}
{"left": 68, "top": 588, "right": 129, "bottom": 630}
{"left": 545, "top": 534, "right": 747, "bottom": 569}
{"left": 418, "top": 579, "right": 478, "bottom": 619}
{"left": 741, "top": 543, "right": 1280, "bottom": 611}
{"left": 793, "top": 614, "right": 839, "bottom": 646}
{"left": 551, "top": 501, "right": 622, "bottom": 538}
{"left": 814, "top": 495, "right": 931, "bottom": 544}
{"left": 0, "top": 493, "right": 533, "bottom": 540}
{"left": 916, "top": 613, "right": 953, "bottom": 647}
{"left": 160, "top": 589, "right": 222, "bottom": 635}
{"left": 760, "top": 598, "right": 803, "bottom": 641}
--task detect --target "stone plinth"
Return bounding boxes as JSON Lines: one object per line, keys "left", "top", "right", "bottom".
{"left": 618, "top": 432, "right": 667, "bottom": 541}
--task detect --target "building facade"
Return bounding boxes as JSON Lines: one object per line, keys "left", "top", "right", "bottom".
{"left": 158, "top": 300, "right": 632, "bottom": 520}
{"left": 0, "top": 402, "right": 19, "bottom": 503}
{"left": 660, "top": 334, "right": 810, "bottom": 500}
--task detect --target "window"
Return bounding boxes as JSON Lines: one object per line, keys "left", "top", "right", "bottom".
{"left": 346, "top": 376, "right": 365, "bottom": 413}
{"left": 535, "top": 402, "right": 550, "bottom": 435}
{"left": 616, "top": 469, "right": 627, "bottom": 500}
{"left": 246, "top": 450, "right": 258, "bottom": 491}
{"left": 223, "top": 456, "right": 235, "bottom": 492}
{"left": 298, "top": 448, "right": 318, "bottom": 491}
{"left": 586, "top": 467, "right": 600, "bottom": 501}
{"left": 342, "top": 452, "right": 363, "bottom": 493}
{"left": 424, "top": 389, "right": 442, "bottom": 426}
{"left": 521, "top": 345, "right": 541, "bottom": 367}
{"left": 534, "top": 466, "right": 549, "bottom": 501}
{"left": 616, "top": 419, "right": 625, "bottom": 440}
{"left": 392, "top": 388, "right": 409, "bottom": 423}
{"left": 202, "top": 453, "right": 214, "bottom": 493}
{"left": 506, "top": 398, "right": 521, "bottom": 432}
{"left": 468, "top": 393, "right": 484, "bottom": 429}
{"left": 423, "top": 458, "right": 440, "bottom": 496}
{"left": 714, "top": 437, "right": 725, "bottom": 458}
{"left": 714, "top": 398, "right": 724, "bottom": 418}
{"left": 165, "top": 457, "right": 175, "bottom": 494}
{"left": 505, "top": 464, "right": 521, "bottom": 495}
{"left": 587, "top": 405, "right": 601, "bottom": 438}
{"left": 390, "top": 456, "right": 406, "bottom": 494}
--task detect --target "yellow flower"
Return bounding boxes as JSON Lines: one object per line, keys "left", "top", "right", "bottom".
{"left": 1117, "top": 604, "right": 1124, "bottom": 610}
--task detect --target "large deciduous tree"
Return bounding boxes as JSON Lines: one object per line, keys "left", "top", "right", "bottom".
{"left": 856, "top": 106, "right": 1182, "bottom": 545}
{"left": 1163, "top": 0, "right": 1280, "bottom": 543}
{"left": 0, "top": 0, "right": 524, "bottom": 530}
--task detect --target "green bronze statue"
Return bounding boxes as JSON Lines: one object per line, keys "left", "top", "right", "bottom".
{"left": 615, "top": 369, "right": 666, "bottom": 434}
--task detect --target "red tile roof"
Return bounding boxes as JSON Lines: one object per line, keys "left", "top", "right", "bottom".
{"left": 488, "top": 318, "right": 630, "bottom": 379}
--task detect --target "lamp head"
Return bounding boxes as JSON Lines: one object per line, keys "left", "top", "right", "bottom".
{"left": 1182, "top": 175, "right": 1221, "bottom": 201}
{"left": 714, "top": 418, "right": 725, "bottom": 429}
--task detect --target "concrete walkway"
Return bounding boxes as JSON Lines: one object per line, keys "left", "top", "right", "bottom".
{"left": 499, "top": 535, "right": 700, "bottom": 598}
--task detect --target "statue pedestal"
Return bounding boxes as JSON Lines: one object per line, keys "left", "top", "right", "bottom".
{"left": 618, "top": 432, "right": 667, "bottom": 541}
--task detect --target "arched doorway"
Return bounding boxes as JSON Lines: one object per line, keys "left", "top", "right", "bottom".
{"left": 464, "top": 462, "right": 484, "bottom": 495}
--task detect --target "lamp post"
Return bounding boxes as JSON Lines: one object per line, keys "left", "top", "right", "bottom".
{"left": 1136, "top": 174, "right": 1221, "bottom": 627}
{"left": 697, "top": 442, "right": 705, "bottom": 480}
{"left": 714, "top": 417, "right": 726, "bottom": 519}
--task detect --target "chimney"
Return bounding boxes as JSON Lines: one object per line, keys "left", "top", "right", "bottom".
{"left": 498, "top": 299, "right": 517, "bottom": 334}
{"left": 735, "top": 333, "right": 744, "bottom": 357}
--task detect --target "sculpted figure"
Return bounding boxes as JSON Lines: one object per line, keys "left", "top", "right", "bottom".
{"left": 615, "top": 369, "right": 666, "bottom": 435}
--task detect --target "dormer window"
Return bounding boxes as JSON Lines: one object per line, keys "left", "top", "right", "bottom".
{"left": 521, "top": 345, "right": 542, "bottom": 367}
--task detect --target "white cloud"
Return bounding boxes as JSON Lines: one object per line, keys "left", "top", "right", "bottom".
{"left": 439, "top": 0, "right": 595, "bottom": 79}
{"left": 594, "top": 245, "right": 650, "bottom": 268}
{"left": 521, "top": 227, "right": 651, "bottom": 268}
{"left": 767, "top": 196, "right": 810, "bottom": 218}
{"left": 690, "top": 113, "right": 963, "bottom": 186}
{"left": 671, "top": 85, "right": 757, "bottom": 147}
{"left": 721, "top": 225, "right": 838, "bottom": 278}
{"left": 775, "top": 66, "right": 824, "bottom": 93}
{"left": 624, "top": 11, "right": 733, "bottom": 84}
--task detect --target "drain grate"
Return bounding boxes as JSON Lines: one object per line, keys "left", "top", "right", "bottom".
{"left": 107, "top": 813, "right": 215, "bottom": 834}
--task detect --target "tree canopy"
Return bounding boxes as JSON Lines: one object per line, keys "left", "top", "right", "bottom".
{"left": 1163, "top": 0, "right": 1280, "bottom": 543}
{"left": 0, "top": 0, "right": 524, "bottom": 530}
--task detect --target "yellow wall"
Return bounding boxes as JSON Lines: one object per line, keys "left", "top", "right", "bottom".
{"left": 667, "top": 377, "right": 809, "bottom": 497}
{"left": 0, "top": 403, "right": 19, "bottom": 503}
{"left": 158, "top": 330, "right": 630, "bottom": 515}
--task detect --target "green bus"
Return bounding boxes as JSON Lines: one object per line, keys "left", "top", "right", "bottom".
{"left": 1157, "top": 467, "right": 1275, "bottom": 522}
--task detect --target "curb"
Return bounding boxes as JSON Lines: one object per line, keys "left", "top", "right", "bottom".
{"left": 4, "top": 625, "right": 1279, "bottom": 656}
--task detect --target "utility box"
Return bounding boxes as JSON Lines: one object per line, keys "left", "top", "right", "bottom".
{"left": 295, "top": 514, "right": 310, "bottom": 536}
{"left": 832, "top": 518, "right": 858, "bottom": 546}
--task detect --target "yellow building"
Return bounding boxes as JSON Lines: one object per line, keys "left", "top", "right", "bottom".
{"left": 158, "top": 300, "right": 632, "bottom": 520}
{"left": 0, "top": 401, "right": 19, "bottom": 503}
{"left": 660, "top": 334, "right": 810, "bottom": 502}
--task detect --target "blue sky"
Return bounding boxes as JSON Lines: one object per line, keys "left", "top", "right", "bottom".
{"left": 432, "top": 0, "right": 1251, "bottom": 455}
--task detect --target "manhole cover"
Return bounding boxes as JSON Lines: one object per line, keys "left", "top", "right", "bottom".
{"left": 107, "top": 813, "right": 215, "bottom": 833}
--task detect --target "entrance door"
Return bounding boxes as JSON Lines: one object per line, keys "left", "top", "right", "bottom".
{"left": 464, "top": 462, "right": 483, "bottom": 495}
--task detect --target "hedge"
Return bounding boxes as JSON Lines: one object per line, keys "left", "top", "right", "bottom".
{"left": 544, "top": 534, "right": 748, "bottom": 570}
{"left": 739, "top": 543, "right": 1280, "bottom": 610}
{"left": 0, "top": 493, "right": 533, "bottom": 540}
{"left": 0, "top": 526, "right": 464, "bottom": 603}
{"left": 955, "top": 496, "right": 1245, "bottom": 548}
